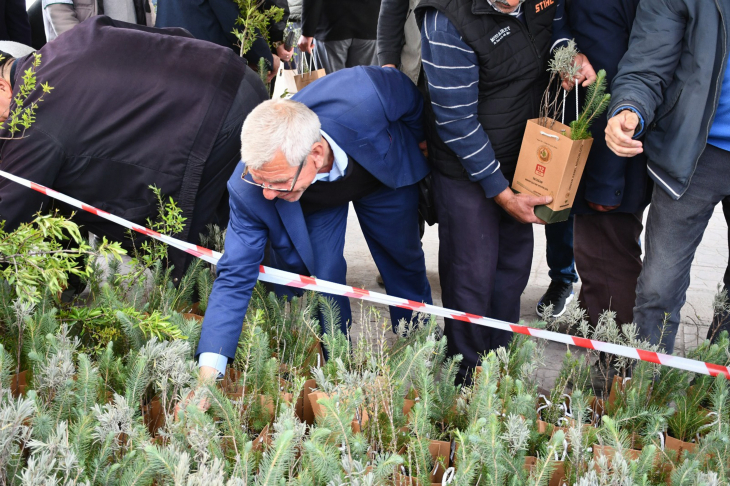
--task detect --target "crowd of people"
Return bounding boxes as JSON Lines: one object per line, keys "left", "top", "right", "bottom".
{"left": 0, "top": 0, "right": 727, "bottom": 386}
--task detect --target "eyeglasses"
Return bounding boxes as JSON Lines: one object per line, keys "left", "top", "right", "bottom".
{"left": 241, "top": 157, "right": 306, "bottom": 193}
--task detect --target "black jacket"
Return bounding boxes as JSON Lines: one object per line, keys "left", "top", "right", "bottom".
{"left": 0, "top": 0, "right": 31, "bottom": 44}
{"left": 416, "top": 0, "right": 556, "bottom": 181}
{"left": 566, "top": 0, "right": 651, "bottom": 214}
{"left": 0, "top": 17, "right": 248, "bottom": 245}
{"left": 301, "top": 0, "right": 380, "bottom": 41}
{"left": 155, "top": 0, "right": 289, "bottom": 71}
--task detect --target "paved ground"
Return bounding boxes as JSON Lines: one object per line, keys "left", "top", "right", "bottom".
{"left": 343, "top": 202, "right": 728, "bottom": 390}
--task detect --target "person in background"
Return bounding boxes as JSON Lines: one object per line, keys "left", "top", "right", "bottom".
{"left": 0, "top": 0, "right": 31, "bottom": 45}
{"left": 606, "top": 0, "right": 730, "bottom": 354}
{"left": 566, "top": 0, "right": 651, "bottom": 330}
{"left": 155, "top": 0, "right": 291, "bottom": 83}
{"left": 297, "top": 0, "right": 381, "bottom": 74}
{"left": 415, "top": 0, "right": 595, "bottom": 385}
{"left": 377, "top": 0, "right": 420, "bottom": 84}
{"left": 196, "top": 67, "right": 432, "bottom": 380}
{"left": 41, "top": 0, "right": 138, "bottom": 42}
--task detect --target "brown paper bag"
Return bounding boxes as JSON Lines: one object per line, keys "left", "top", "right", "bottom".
{"left": 293, "top": 53, "right": 326, "bottom": 91}
{"left": 512, "top": 118, "right": 593, "bottom": 223}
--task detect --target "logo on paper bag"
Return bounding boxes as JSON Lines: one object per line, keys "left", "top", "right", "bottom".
{"left": 535, "top": 164, "right": 546, "bottom": 177}
{"left": 537, "top": 146, "right": 551, "bottom": 163}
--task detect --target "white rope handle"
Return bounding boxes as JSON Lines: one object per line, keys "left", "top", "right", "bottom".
{"left": 540, "top": 131, "right": 560, "bottom": 140}
{"left": 442, "top": 468, "right": 455, "bottom": 485}
{"left": 312, "top": 48, "right": 321, "bottom": 72}
{"left": 300, "top": 53, "right": 310, "bottom": 75}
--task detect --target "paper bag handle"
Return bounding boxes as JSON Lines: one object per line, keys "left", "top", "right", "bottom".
{"left": 561, "top": 80, "right": 580, "bottom": 125}
{"left": 540, "top": 131, "right": 560, "bottom": 140}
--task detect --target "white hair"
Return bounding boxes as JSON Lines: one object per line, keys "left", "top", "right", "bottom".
{"left": 240, "top": 99, "right": 322, "bottom": 170}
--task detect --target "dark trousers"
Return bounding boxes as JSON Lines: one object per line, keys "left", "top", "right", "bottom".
{"left": 545, "top": 215, "right": 579, "bottom": 284}
{"left": 433, "top": 171, "right": 533, "bottom": 384}
{"left": 271, "top": 184, "right": 432, "bottom": 335}
{"left": 635, "top": 144, "right": 730, "bottom": 354}
{"left": 574, "top": 210, "right": 644, "bottom": 327}
{"left": 707, "top": 196, "right": 730, "bottom": 342}
{"left": 170, "top": 72, "right": 268, "bottom": 280}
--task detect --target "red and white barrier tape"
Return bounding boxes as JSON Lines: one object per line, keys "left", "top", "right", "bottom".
{"left": 2, "top": 168, "right": 728, "bottom": 379}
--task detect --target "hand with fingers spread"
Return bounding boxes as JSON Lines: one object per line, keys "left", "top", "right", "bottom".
{"left": 494, "top": 187, "right": 552, "bottom": 224}
{"left": 562, "top": 53, "right": 597, "bottom": 91}
{"left": 605, "top": 110, "right": 643, "bottom": 157}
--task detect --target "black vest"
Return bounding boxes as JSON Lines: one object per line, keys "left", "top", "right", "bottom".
{"left": 299, "top": 156, "right": 383, "bottom": 214}
{"left": 415, "top": 0, "right": 556, "bottom": 181}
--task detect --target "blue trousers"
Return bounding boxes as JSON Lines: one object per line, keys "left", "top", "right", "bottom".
{"left": 635, "top": 144, "right": 730, "bottom": 354}
{"left": 545, "top": 215, "right": 579, "bottom": 285}
{"left": 274, "top": 184, "right": 432, "bottom": 334}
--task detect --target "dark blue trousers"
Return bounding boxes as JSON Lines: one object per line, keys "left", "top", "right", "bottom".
{"left": 272, "top": 184, "right": 432, "bottom": 335}
{"left": 545, "top": 215, "right": 579, "bottom": 284}
{"left": 433, "top": 171, "right": 533, "bottom": 384}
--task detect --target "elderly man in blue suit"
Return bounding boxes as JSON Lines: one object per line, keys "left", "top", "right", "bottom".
{"left": 196, "top": 66, "right": 433, "bottom": 379}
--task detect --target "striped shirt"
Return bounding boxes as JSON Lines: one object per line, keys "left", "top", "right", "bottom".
{"left": 420, "top": 3, "right": 571, "bottom": 198}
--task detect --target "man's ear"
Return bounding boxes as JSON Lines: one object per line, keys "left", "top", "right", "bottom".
{"left": 310, "top": 140, "right": 326, "bottom": 170}
{"left": 0, "top": 78, "right": 12, "bottom": 100}
{"left": 0, "top": 79, "right": 13, "bottom": 121}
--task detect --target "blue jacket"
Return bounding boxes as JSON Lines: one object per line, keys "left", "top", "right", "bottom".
{"left": 608, "top": 0, "right": 730, "bottom": 200}
{"left": 196, "top": 66, "right": 430, "bottom": 361}
{"left": 567, "top": 0, "right": 651, "bottom": 214}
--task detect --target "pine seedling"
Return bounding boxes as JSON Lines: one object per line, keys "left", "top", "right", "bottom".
{"left": 529, "top": 430, "right": 565, "bottom": 486}
{"left": 301, "top": 426, "right": 342, "bottom": 483}
{"left": 570, "top": 69, "right": 611, "bottom": 140}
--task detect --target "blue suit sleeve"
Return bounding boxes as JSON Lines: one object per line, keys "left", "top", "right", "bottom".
{"left": 195, "top": 184, "right": 269, "bottom": 362}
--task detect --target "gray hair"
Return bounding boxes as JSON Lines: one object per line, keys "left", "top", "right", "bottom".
{"left": 240, "top": 98, "right": 322, "bottom": 170}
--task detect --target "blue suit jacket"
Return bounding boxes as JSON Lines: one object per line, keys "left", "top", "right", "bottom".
{"left": 196, "top": 66, "right": 429, "bottom": 361}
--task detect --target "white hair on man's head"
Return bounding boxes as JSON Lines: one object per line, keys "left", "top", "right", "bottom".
{"left": 240, "top": 98, "right": 321, "bottom": 170}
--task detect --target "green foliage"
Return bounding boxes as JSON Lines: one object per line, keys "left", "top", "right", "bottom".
{"left": 232, "top": 0, "right": 285, "bottom": 56}
{"left": 0, "top": 201, "right": 728, "bottom": 485}
{"left": 0, "top": 213, "right": 124, "bottom": 303}
{"left": 133, "top": 185, "right": 186, "bottom": 269}
{"left": 1, "top": 52, "right": 53, "bottom": 136}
